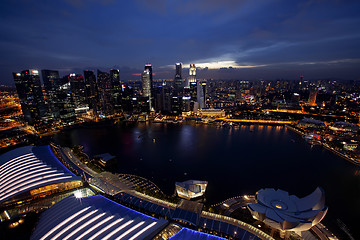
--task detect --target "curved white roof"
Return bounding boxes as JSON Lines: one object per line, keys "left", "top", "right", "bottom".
{"left": 248, "top": 187, "right": 328, "bottom": 232}
{"left": 0, "top": 145, "right": 81, "bottom": 204}
{"left": 31, "top": 195, "right": 168, "bottom": 240}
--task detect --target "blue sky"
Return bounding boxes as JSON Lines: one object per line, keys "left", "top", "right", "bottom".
{"left": 1, "top": 0, "right": 360, "bottom": 84}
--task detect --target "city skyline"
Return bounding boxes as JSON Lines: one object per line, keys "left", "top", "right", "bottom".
{"left": 1, "top": 0, "right": 360, "bottom": 85}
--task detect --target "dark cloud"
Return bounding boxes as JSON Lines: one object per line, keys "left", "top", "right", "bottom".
{"left": 0, "top": 0, "right": 360, "bottom": 85}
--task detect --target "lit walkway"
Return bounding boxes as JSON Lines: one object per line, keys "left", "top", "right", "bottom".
{"left": 54, "top": 145, "right": 274, "bottom": 240}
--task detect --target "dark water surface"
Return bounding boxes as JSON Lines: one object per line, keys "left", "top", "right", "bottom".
{"left": 53, "top": 123, "right": 360, "bottom": 239}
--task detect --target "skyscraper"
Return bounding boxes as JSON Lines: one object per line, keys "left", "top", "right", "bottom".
{"left": 41, "top": 70, "right": 60, "bottom": 119}
{"left": 142, "top": 68, "right": 152, "bottom": 97}
{"left": 197, "top": 80, "right": 207, "bottom": 109}
{"left": 188, "top": 64, "right": 197, "bottom": 111}
{"left": 84, "top": 70, "right": 99, "bottom": 116}
{"left": 69, "top": 73, "right": 87, "bottom": 109}
{"left": 175, "top": 62, "right": 182, "bottom": 79}
{"left": 110, "top": 69, "right": 122, "bottom": 112}
{"left": 13, "top": 69, "right": 47, "bottom": 125}
{"left": 144, "top": 64, "right": 153, "bottom": 84}
{"left": 174, "top": 63, "right": 184, "bottom": 95}
{"left": 97, "top": 70, "right": 114, "bottom": 117}
{"left": 57, "top": 79, "right": 76, "bottom": 125}
{"left": 189, "top": 64, "right": 196, "bottom": 83}
{"left": 142, "top": 64, "right": 153, "bottom": 111}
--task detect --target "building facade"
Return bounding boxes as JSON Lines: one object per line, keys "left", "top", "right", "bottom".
{"left": 13, "top": 69, "right": 47, "bottom": 126}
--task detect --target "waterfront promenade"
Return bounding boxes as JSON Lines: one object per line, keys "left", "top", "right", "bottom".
{"left": 285, "top": 125, "right": 360, "bottom": 166}
{"left": 51, "top": 143, "right": 274, "bottom": 240}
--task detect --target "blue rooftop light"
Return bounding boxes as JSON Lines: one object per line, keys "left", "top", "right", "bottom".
{"left": 81, "top": 195, "right": 157, "bottom": 221}
{"left": 169, "top": 228, "right": 227, "bottom": 240}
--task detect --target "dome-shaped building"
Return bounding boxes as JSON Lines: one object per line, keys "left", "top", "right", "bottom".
{"left": 247, "top": 187, "right": 328, "bottom": 238}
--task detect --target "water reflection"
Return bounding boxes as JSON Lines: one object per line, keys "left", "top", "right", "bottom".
{"left": 53, "top": 123, "right": 360, "bottom": 238}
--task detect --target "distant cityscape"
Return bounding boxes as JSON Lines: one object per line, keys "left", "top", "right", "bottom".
{"left": 2, "top": 0, "right": 360, "bottom": 239}
{"left": 0, "top": 63, "right": 359, "bottom": 162}
{"left": 0, "top": 63, "right": 359, "bottom": 240}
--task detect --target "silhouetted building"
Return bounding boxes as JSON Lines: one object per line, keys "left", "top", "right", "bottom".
{"left": 197, "top": 80, "right": 207, "bottom": 109}
{"left": 97, "top": 70, "right": 114, "bottom": 117}
{"left": 158, "top": 83, "right": 172, "bottom": 113}
{"left": 174, "top": 63, "right": 184, "bottom": 95}
{"left": 84, "top": 70, "right": 99, "bottom": 116}
{"left": 110, "top": 69, "right": 122, "bottom": 112}
{"left": 13, "top": 69, "right": 47, "bottom": 126}
{"left": 171, "top": 96, "right": 182, "bottom": 114}
{"left": 120, "top": 84, "right": 135, "bottom": 112}
{"left": 57, "top": 80, "right": 76, "bottom": 125}
{"left": 42, "top": 70, "right": 75, "bottom": 125}
{"left": 41, "top": 70, "right": 60, "bottom": 119}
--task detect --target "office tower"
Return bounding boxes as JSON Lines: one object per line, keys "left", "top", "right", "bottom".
{"left": 189, "top": 64, "right": 196, "bottom": 83}
{"left": 69, "top": 73, "right": 87, "bottom": 109}
{"left": 41, "top": 70, "right": 60, "bottom": 119}
{"left": 57, "top": 80, "right": 76, "bottom": 125}
{"left": 42, "top": 70, "right": 75, "bottom": 125}
{"left": 84, "top": 70, "right": 99, "bottom": 116}
{"left": 158, "top": 83, "right": 172, "bottom": 113}
{"left": 142, "top": 64, "right": 154, "bottom": 111}
{"left": 142, "top": 69, "right": 152, "bottom": 97}
{"left": 174, "top": 63, "right": 184, "bottom": 95}
{"left": 110, "top": 69, "right": 122, "bottom": 111}
{"left": 97, "top": 70, "right": 114, "bottom": 117}
{"left": 13, "top": 69, "right": 47, "bottom": 125}
{"left": 175, "top": 62, "right": 182, "bottom": 79}
{"left": 120, "top": 84, "right": 134, "bottom": 113}
{"left": 144, "top": 64, "right": 153, "bottom": 83}
{"left": 197, "top": 80, "right": 207, "bottom": 109}
{"left": 171, "top": 96, "right": 182, "bottom": 114}
{"left": 189, "top": 64, "right": 197, "bottom": 111}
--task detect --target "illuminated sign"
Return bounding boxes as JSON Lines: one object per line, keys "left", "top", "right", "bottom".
{"left": 182, "top": 96, "right": 191, "bottom": 100}
{"left": 16, "top": 73, "right": 21, "bottom": 76}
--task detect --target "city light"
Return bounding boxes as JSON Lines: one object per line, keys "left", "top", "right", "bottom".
{"left": 74, "top": 190, "right": 84, "bottom": 198}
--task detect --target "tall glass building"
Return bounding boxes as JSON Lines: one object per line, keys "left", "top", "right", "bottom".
{"left": 12, "top": 69, "right": 47, "bottom": 126}
{"left": 84, "top": 70, "right": 99, "bottom": 116}
{"left": 41, "top": 70, "right": 60, "bottom": 119}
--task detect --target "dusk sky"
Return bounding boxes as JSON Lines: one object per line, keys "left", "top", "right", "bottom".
{"left": 1, "top": 0, "right": 360, "bottom": 85}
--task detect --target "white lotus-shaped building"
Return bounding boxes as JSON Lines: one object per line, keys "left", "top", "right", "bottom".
{"left": 247, "top": 187, "right": 328, "bottom": 232}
